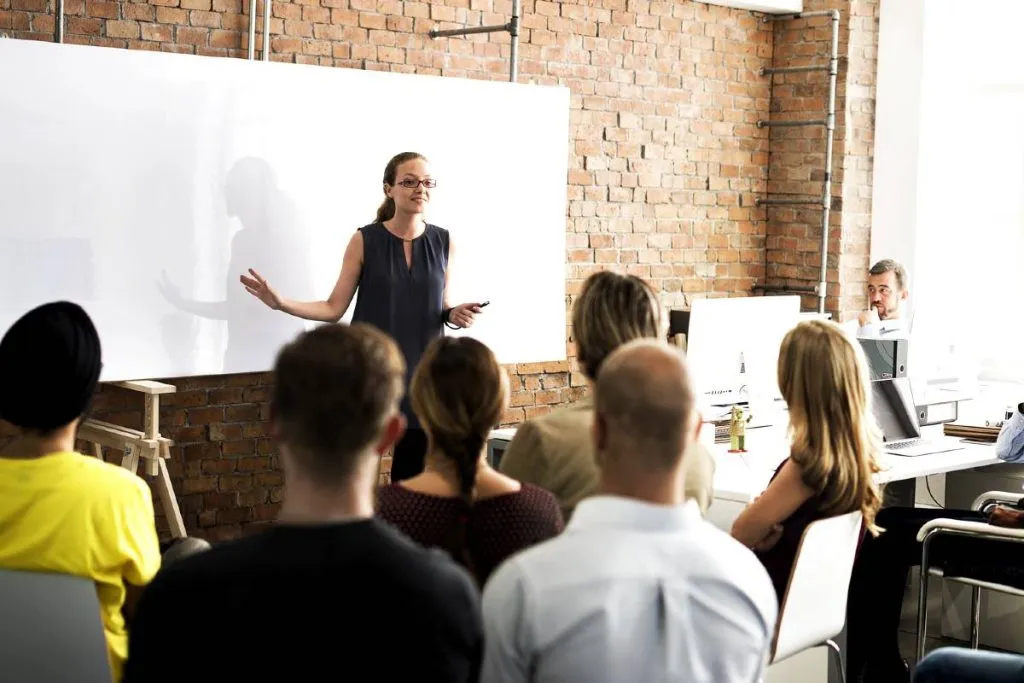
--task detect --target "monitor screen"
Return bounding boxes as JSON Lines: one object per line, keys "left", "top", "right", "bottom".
{"left": 870, "top": 377, "right": 921, "bottom": 442}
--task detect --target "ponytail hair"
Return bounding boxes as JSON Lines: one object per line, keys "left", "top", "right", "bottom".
{"left": 410, "top": 336, "right": 509, "bottom": 583}
{"left": 376, "top": 151, "right": 426, "bottom": 224}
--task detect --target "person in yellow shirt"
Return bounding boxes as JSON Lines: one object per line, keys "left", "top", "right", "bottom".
{"left": 0, "top": 301, "right": 161, "bottom": 682}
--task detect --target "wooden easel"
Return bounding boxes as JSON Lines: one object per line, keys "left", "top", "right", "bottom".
{"left": 77, "top": 380, "right": 186, "bottom": 539}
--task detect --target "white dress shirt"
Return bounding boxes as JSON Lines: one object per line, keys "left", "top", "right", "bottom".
{"left": 480, "top": 495, "right": 778, "bottom": 683}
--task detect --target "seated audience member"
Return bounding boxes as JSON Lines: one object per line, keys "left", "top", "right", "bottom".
{"left": 913, "top": 647, "right": 1024, "bottom": 683}
{"left": 731, "top": 319, "right": 883, "bottom": 605}
{"left": 0, "top": 301, "right": 161, "bottom": 683}
{"left": 480, "top": 340, "right": 777, "bottom": 683}
{"left": 846, "top": 403, "right": 1024, "bottom": 683}
{"left": 996, "top": 401, "right": 1024, "bottom": 462}
{"left": 853, "top": 258, "right": 912, "bottom": 338}
{"left": 123, "top": 324, "right": 482, "bottom": 683}
{"left": 499, "top": 270, "right": 715, "bottom": 520}
{"left": 377, "top": 337, "right": 563, "bottom": 586}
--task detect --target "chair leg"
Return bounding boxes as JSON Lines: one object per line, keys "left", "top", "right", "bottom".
{"left": 824, "top": 639, "right": 846, "bottom": 683}
{"left": 970, "top": 586, "right": 982, "bottom": 649}
{"left": 916, "top": 567, "right": 930, "bottom": 662}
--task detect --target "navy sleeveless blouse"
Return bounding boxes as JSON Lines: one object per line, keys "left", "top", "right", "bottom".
{"left": 351, "top": 222, "right": 449, "bottom": 429}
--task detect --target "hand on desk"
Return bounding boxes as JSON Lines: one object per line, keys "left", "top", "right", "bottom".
{"left": 752, "top": 524, "right": 783, "bottom": 552}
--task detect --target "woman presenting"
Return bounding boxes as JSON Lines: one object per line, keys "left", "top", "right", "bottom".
{"left": 241, "top": 151, "right": 484, "bottom": 481}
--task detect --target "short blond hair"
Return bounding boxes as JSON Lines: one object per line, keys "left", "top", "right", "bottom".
{"left": 573, "top": 271, "right": 663, "bottom": 380}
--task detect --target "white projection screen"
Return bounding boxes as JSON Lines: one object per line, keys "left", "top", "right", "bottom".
{"left": 0, "top": 39, "right": 569, "bottom": 381}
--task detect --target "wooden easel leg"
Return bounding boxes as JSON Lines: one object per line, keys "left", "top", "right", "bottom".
{"left": 121, "top": 445, "right": 138, "bottom": 473}
{"left": 157, "top": 442, "right": 186, "bottom": 539}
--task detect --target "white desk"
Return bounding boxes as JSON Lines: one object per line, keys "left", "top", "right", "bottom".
{"left": 702, "top": 414, "right": 1001, "bottom": 533}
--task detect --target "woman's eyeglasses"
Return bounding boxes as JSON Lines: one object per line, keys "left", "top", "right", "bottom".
{"left": 397, "top": 178, "right": 437, "bottom": 189}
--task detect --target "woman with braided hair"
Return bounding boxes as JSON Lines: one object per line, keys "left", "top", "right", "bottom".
{"left": 376, "top": 336, "right": 563, "bottom": 586}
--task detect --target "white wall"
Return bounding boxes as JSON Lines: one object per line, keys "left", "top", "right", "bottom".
{"left": 0, "top": 39, "right": 570, "bottom": 381}
{"left": 870, "top": 0, "right": 925, "bottom": 274}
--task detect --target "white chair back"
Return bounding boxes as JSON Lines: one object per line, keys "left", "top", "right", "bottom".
{"left": 771, "top": 510, "right": 864, "bottom": 664}
{"left": 0, "top": 568, "right": 112, "bottom": 682}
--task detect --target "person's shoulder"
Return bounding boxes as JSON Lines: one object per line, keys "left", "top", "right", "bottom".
{"left": 376, "top": 521, "right": 479, "bottom": 605}
{"left": 522, "top": 401, "right": 593, "bottom": 442}
{"left": 66, "top": 452, "right": 153, "bottom": 500}
{"left": 515, "top": 482, "right": 564, "bottom": 515}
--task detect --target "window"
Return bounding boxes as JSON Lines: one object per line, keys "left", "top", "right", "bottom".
{"left": 875, "top": 0, "right": 1024, "bottom": 386}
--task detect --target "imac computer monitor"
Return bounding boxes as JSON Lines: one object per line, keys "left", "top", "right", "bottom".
{"left": 685, "top": 295, "right": 802, "bottom": 407}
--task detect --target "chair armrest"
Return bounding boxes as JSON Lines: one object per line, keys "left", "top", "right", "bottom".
{"left": 916, "top": 518, "right": 1024, "bottom": 543}
{"left": 970, "top": 490, "right": 1024, "bottom": 512}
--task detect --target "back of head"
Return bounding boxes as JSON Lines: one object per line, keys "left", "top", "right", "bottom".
{"left": 573, "top": 271, "right": 663, "bottom": 380}
{"left": 410, "top": 337, "right": 508, "bottom": 576}
{"left": 594, "top": 339, "right": 696, "bottom": 474}
{"left": 777, "top": 320, "right": 883, "bottom": 533}
{"left": 0, "top": 301, "right": 102, "bottom": 435}
{"left": 271, "top": 323, "right": 405, "bottom": 484}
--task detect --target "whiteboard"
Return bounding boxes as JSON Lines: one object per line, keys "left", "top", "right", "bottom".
{"left": 0, "top": 39, "right": 569, "bottom": 381}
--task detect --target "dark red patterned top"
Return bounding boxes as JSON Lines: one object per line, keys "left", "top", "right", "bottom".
{"left": 376, "top": 483, "right": 565, "bottom": 586}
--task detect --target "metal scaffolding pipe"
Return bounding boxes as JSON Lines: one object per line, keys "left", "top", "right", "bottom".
{"left": 816, "top": 9, "right": 840, "bottom": 313}
{"left": 753, "top": 9, "right": 841, "bottom": 312}
{"left": 509, "top": 0, "right": 520, "bottom": 83}
{"left": 760, "top": 64, "right": 828, "bottom": 75}
{"left": 756, "top": 119, "right": 827, "bottom": 128}
{"left": 752, "top": 284, "right": 820, "bottom": 295}
{"left": 55, "top": 0, "right": 64, "bottom": 42}
{"left": 756, "top": 197, "right": 822, "bottom": 206}
{"left": 262, "top": 0, "right": 271, "bottom": 60}
{"left": 429, "top": 0, "right": 521, "bottom": 83}
{"left": 247, "top": 0, "right": 257, "bottom": 60}
{"left": 429, "top": 23, "right": 507, "bottom": 38}
{"left": 764, "top": 10, "right": 836, "bottom": 21}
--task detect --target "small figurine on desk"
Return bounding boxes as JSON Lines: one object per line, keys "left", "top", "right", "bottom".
{"left": 728, "top": 405, "right": 752, "bottom": 453}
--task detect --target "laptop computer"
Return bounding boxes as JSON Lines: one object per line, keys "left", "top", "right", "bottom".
{"left": 871, "top": 377, "right": 966, "bottom": 457}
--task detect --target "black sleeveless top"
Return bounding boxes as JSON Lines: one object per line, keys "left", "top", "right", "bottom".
{"left": 351, "top": 222, "right": 449, "bottom": 430}
{"left": 754, "top": 458, "right": 829, "bottom": 606}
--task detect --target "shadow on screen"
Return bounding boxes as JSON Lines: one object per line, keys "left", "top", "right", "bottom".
{"left": 158, "top": 157, "right": 313, "bottom": 375}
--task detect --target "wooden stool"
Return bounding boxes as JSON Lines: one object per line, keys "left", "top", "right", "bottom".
{"left": 77, "top": 380, "right": 186, "bottom": 539}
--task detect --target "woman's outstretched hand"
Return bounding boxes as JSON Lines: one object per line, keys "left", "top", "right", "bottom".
{"left": 448, "top": 302, "right": 483, "bottom": 328}
{"left": 241, "top": 268, "right": 283, "bottom": 310}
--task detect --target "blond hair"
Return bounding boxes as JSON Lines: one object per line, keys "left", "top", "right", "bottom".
{"left": 573, "top": 271, "right": 664, "bottom": 380}
{"left": 778, "top": 320, "right": 883, "bottom": 536}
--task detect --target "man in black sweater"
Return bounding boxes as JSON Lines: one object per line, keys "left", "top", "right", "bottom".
{"left": 123, "top": 323, "right": 482, "bottom": 683}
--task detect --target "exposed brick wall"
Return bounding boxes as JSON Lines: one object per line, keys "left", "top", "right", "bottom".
{"left": 1, "top": 0, "right": 878, "bottom": 541}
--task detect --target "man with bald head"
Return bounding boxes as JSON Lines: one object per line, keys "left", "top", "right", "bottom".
{"left": 480, "top": 340, "right": 778, "bottom": 683}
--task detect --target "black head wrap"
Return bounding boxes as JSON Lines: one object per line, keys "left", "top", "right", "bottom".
{"left": 0, "top": 301, "right": 102, "bottom": 432}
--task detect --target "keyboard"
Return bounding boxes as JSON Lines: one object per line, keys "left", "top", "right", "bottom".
{"left": 884, "top": 436, "right": 966, "bottom": 457}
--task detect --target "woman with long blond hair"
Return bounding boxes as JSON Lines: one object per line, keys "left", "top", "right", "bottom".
{"left": 731, "top": 319, "right": 883, "bottom": 603}
{"left": 376, "top": 336, "right": 563, "bottom": 586}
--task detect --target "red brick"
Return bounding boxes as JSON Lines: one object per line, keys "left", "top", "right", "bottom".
{"left": 106, "top": 20, "right": 139, "bottom": 37}
{"left": 140, "top": 22, "right": 171, "bottom": 40}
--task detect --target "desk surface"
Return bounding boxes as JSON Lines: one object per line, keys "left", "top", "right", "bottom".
{"left": 489, "top": 422, "right": 1002, "bottom": 504}
{"left": 709, "top": 424, "right": 1001, "bottom": 503}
